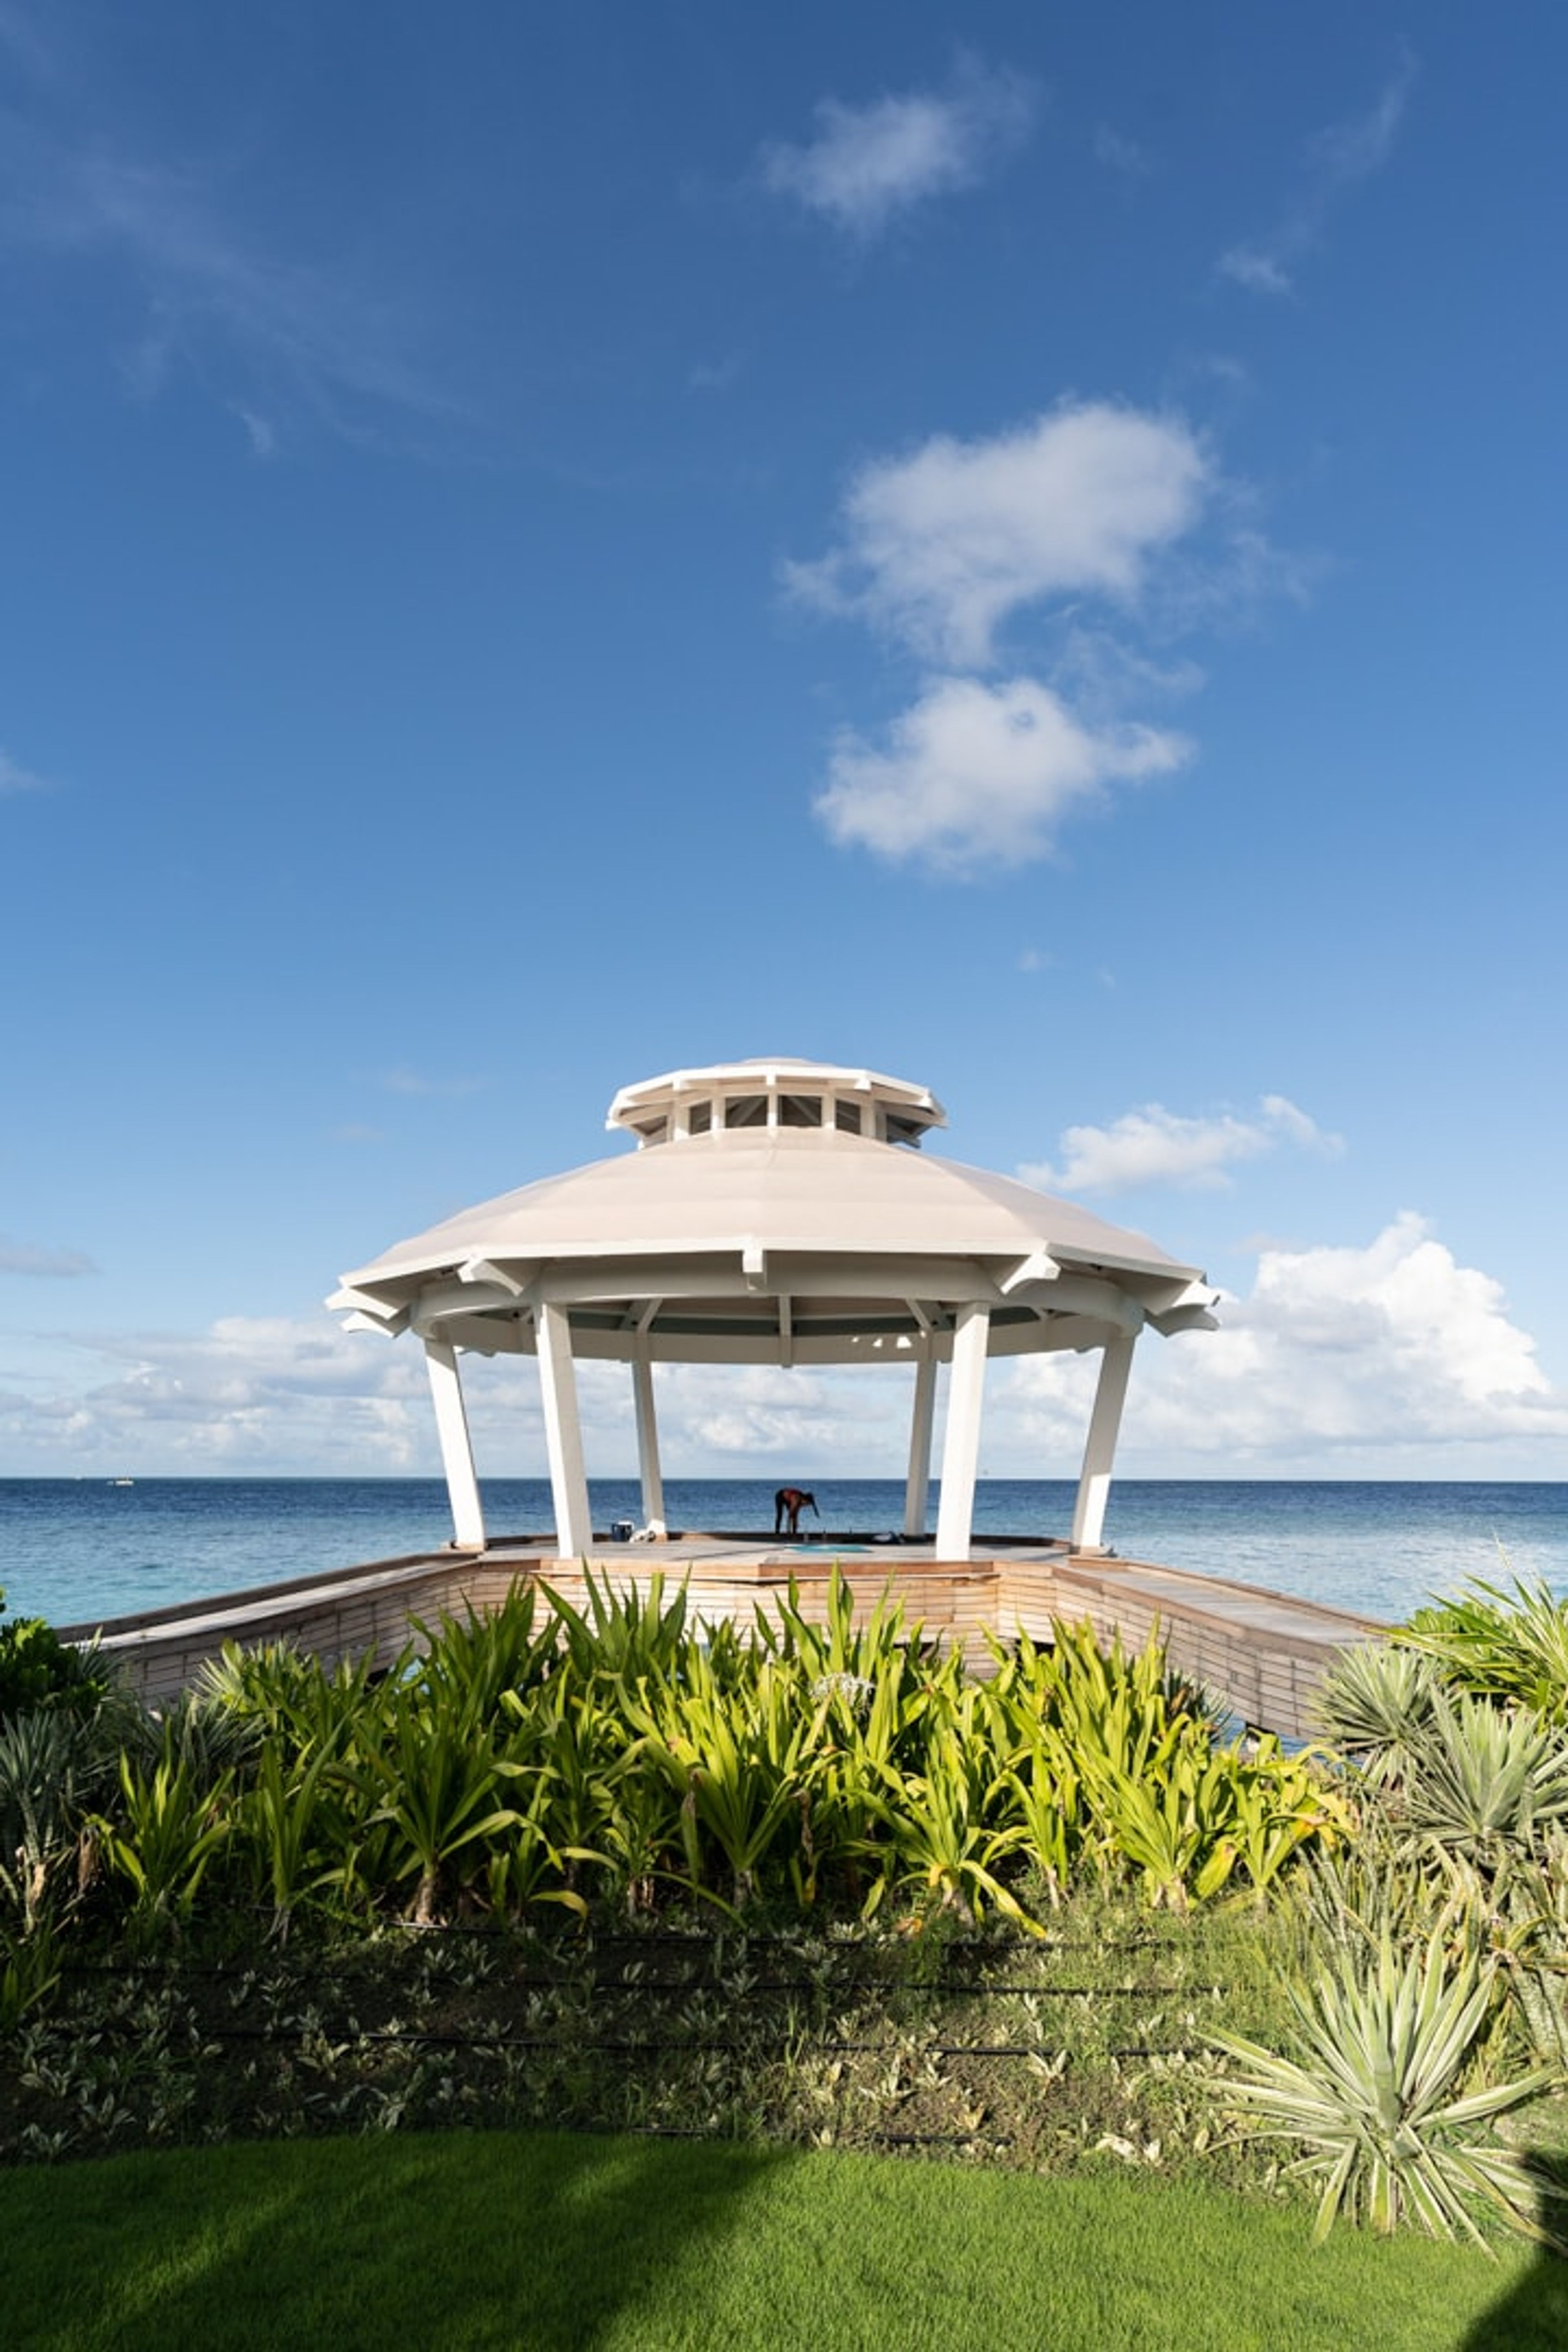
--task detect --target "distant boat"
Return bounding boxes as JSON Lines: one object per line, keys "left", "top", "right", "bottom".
{"left": 109, "top": 1478, "right": 135, "bottom": 1488}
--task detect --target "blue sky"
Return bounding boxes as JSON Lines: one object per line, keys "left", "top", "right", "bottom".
{"left": 3, "top": 2, "right": 1566, "bottom": 1484}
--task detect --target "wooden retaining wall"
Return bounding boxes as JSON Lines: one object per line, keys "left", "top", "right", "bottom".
{"left": 68, "top": 1540, "right": 1384, "bottom": 1740}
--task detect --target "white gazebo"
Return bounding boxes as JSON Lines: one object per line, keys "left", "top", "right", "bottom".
{"left": 329, "top": 1058, "right": 1216, "bottom": 1560}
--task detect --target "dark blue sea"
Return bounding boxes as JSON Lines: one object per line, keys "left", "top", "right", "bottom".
{"left": 3, "top": 1479, "right": 1568, "bottom": 1631}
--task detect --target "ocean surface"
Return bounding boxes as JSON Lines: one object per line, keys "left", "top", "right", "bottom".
{"left": 4, "top": 1478, "right": 1568, "bottom": 1632}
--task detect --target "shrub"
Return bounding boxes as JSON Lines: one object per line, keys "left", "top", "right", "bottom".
{"left": 0, "top": 1590, "right": 109, "bottom": 1719}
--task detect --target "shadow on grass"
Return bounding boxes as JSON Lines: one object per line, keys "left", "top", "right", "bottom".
{"left": 1461, "top": 2151, "right": 1568, "bottom": 2352}
{"left": 3, "top": 2129, "right": 798, "bottom": 2352}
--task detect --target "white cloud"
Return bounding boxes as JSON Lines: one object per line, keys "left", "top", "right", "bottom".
{"left": 0, "top": 1236, "right": 96, "bottom": 1276}
{"left": 0, "top": 746, "right": 52, "bottom": 795}
{"left": 760, "top": 57, "right": 1034, "bottom": 237}
{"left": 234, "top": 404, "right": 276, "bottom": 458}
{"left": 997, "top": 1214, "right": 1568, "bottom": 1472}
{"left": 1133, "top": 1214, "right": 1566, "bottom": 1459}
{"left": 1024, "top": 1095, "right": 1341, "bottom": 1194}
{"left": 787, "top": 402, "right": 1209, "bottom": 668}
{"left": 0, "top": 1316, "right": 432, "bottom": 1470}
{"left": 8, "top": 1214, "right": 1565, "bottom": 1483}
{"left": 0, "top": 1315, "right": 911, "bottom": 1479}
{"left": 815, "top": 673, "right": 1189, "bottom": 871}
{"left": 1219, "top": 58, "right": 1414, "bottom": 296}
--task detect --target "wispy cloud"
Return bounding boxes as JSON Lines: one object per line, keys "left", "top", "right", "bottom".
{"left": 0, "top": 25, "right": 457, "bottom": 442}
{"left": 0, "top": 1236, "right": 97, "bottom": 1277}
{"left": 1219, "top": 57, "right": 1415, "bottom": 296}
{"left": 0, "top": 746, "right": 53, "bottom": 795}
{"left": 1022, "top": 1095, "right": 1343, "bottom": 1194}
{"left": 232, "top": 404, "right": 276, "bottom": 459}
{"left": 816, "top": 674, "right": 1189, "bottom": 873}
{"left": 688, "top": 351, "right": 745, "bottom": 394}
{"left": 760, "top": 56, "right": 1035, "bottom": 238}
{"left": 1093, "top": 125, "right": 1150, "bottom": 185}
{"left": 378, "top": 1067, "right": 485, "bottom": 1100}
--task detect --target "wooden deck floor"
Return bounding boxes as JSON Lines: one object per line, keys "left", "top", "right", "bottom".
{"left": 66, "top": 1531, "right": 1387, "bottom": 1742}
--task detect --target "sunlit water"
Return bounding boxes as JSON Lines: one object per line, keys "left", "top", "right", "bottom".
{"left": 4, "top": 1479, "right": 1567, "bottom": 1630}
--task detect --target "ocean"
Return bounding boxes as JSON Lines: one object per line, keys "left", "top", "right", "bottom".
{"left": 4, "top": 1478, "right": 1568, "bottom": 1632}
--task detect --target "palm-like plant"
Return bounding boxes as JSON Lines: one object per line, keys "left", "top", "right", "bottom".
{"left": 94, "top": 1748, "right": 236, "bottom": 1929}
{"left": 868, "top": 1686, "right": 1035, "bottom": 1932}
{"left": 358, "top": 1692, "right": 520, "bottom": 1924}
{"left": 1401, "top": 1692, "right": 1568, "bottom": 1867}
{"left": 1403, "top": 1575, "right": 1568, "bottom": 1723}
{"left": 0, "top": 1709, "right": 99, "bottom": 1932}
{"left": 1217, "top": 1928, "right": 1558, "bottom": 2248}
{"left": 1312, "top": 1641, "right": 1441, "bottom": 1771}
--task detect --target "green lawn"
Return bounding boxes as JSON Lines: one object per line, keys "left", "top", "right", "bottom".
{"left": 2, "top": 2130, "right": 1563, "bottom": 2352}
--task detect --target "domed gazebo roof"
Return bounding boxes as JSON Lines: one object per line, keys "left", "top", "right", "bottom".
{"left": 332, "top": 1056, "right": 1213, "bottom": 1365}
{"left": 330, "top": 1058, "right": 1215, "bottom": 1561}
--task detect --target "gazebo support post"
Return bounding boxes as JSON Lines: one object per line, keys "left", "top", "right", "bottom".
{"left": 423, "top": 1334, "right": 486, "bottom": 1550}
{"left": 1071, "top": 1334, "right": 1136, "bottom": 1553}
{"left": 934, "top": 1302, "right": 990, "bottom": 1559}
{"left": 537, "top": 1302, "right": 594, "bottom": 1558}
{"left": 903, "top": 1352, "right": 936, "bottom": 1537}
{"left": 632, "top": 1348, "right": 665, "bottom": 1528}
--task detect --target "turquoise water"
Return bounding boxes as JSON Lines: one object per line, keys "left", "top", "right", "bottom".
{"left": 4, "top": 1478, "right": 1568, "bottom": 1630}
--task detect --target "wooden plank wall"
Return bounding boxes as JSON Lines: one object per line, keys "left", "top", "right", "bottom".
{"left": 87, "top": 1548, "right": 1367, "bottom": 1737}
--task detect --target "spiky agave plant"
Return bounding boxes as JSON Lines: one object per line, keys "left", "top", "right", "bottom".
{"left": 1217, "top": 1927, "right": 1559, "bottom": 2249}
{"left": 1400, "top": 1691, "right": 1568, "bottom": 1868}
{"left": 0, "top": 1709, "right": 99, "bottom": 1933}
{"left": 1312, "top": 1641, "right": 1442, "bottom": 1775}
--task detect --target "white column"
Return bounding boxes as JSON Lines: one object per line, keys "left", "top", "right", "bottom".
{"left": 632, "top": 1348, "right": 664, "bottom": 1527}
{"left": 1071, "top": 1334, "right": 1136, "bottom": 1552}
{"left": 902, "top": 1352, "right": 937, "bottom": 1537}
{"left": 537, "top": 1301, "right": 594, "bottom": 1558}
{"left": 934, "top": 1302, "right": 990, "bottom": 1560}
{"left": 423, "top": 1334, "right": 486, "bottom": 1550}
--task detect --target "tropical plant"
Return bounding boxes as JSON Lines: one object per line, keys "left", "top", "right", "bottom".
{"left": 1399, "top": 1692, "right": 1568, "bottom": 1868}
{"left": 410, "top": 1586, "right": 557, "bottom": 1723}
{"left": 627, "top": 1650, "right": 808, "bottom": 1911}
{"left": 1402, "top": 1575, "right": 1568, "bottom": 1723}
{"left": 866, "top": 1685, "right": 1034, "bottom": 1932}
{"left": 1217, "top": 1927, "right": 1558, "bottom": 2248}
{"left": 1312, "top": 1641, "right": 1441, "bottom": 1770}
{"left": 0, "top": 1709, "right": 101, "bottom": 1933}
{"left": 357, "top": 1690, "right": 521, "bottom": 1924}
{"left": 238, "top": 1737, "right": 355, "bottom": 1942}
{"left": 93, "top": 1749, "right": 235, "bottom": 1930}
{"left": 0, "top": 1591, "right": 110, "bottom": 1719}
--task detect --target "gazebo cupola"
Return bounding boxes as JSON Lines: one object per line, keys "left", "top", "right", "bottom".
{"left": 607, "top": 1058, "right": 945, "bottom": 1150}
{"left": 330, "top": 1057, "right": 1216, "bottom": 1561}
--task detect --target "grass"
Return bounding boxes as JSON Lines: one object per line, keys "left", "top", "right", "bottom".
{"left": 2, "top": 2127, "right": 1564, "bottom": 2351}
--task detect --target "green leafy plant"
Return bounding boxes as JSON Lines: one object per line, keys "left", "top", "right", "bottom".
{"left": 1312, "top": 1641, "right": 1441, "bottom": 1771}
{"left": 0, "top": 1591, "right": 110, "bottom": 1719}
{"left": 94, "top": 1749, "right": 235, "bottom": 1931}
{"left": 1403, "top": 1575, "right": 1568, "bottom": 1724}
{"left": 0, "top": 1708, "right": 102, "bottom": 1933}
{"left": 357, "top": 1690, "right": 521, "bottom": 1924}
{"left": 1400, "top": 1692, "right": 1568, "bottom": 1868}
{"left": 1217, "top": 1927, "right": 1558, "bottom": 2248}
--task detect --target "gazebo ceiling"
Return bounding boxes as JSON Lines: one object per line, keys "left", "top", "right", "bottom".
{"left": 330, "top": 1058, "right": 1216, "bottom": 1368}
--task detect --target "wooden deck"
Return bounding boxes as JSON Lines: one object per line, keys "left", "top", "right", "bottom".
{"left": 62, "top": 1531, "right": 1385, "bottom": 1741}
